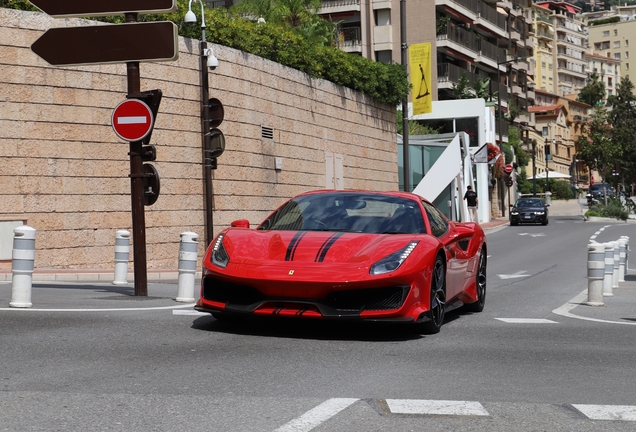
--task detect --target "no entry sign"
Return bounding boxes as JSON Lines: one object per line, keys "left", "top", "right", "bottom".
{"left": 112, "top": 99, "right": 154, "bottom": 142}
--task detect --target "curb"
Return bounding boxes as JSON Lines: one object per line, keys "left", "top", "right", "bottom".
{"left": 0, "top": 270, "right": 201, "bottom": 283}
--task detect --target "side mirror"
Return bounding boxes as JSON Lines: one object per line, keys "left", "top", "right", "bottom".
{"left": 231, "top": 219, "right": 250, "bottom": 228}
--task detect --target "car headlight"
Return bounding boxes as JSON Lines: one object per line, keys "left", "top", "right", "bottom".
{"left": 535, "top": 211, "right": 545, "bottom": 215}
{"left": 210, "top": 234, "right": 229, "bottom": 268}
{"left": 511, "top": 210, "right": 519, "bottom": 215}
{"left": 370, "top": 241, "right": 419, "bottom": 275}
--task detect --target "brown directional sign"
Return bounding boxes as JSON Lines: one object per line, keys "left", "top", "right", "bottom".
{"left": 30, "top": 0, "right": 176, "bottom": 18}
{"left": 31, "top": 22, "right": 179, "bottom": 66}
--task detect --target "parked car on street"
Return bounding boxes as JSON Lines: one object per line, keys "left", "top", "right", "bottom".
{"left": 195, "top": 190, "right": 487, "bottom": 334}
{"left": 509, "top": 197, "right": 549, "bottom": 226}
{"left": 588, "top": 183, "right": 614, "bottom": 200}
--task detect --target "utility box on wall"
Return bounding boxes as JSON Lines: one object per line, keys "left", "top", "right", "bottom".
{"left": 0, "top": 221, "right": 25, "bottom": 261}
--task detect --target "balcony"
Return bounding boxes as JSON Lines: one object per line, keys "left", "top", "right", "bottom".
{"left": 437, "top": 63, "right": 478, "bottom": 88}
{"left": 437, "top": 24, "right": 503, "bottom": 66}
{"left": 337, "top": 27, "right": 362, "bottom": 53}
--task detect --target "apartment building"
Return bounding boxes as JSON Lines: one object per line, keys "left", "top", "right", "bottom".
{"left": 534, "top": 1, "right": 587, "bottom": 97}
{"left": 584, "top": 52, "right": 621, "bottom": 101}
{"left": 584, "top": 12, "right": 636, "bottom": 82}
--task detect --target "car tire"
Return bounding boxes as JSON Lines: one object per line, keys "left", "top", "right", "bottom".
{"left": 419, "top": 255, "right": 446, "bottom": 334}
{"left": 542, "top": 219, "right": 548, "bottom": 226}
{"left": 510, "top": 220, "right": 518, "bottom": 226}
{"left": 465, "top": 247, "right": 486, "bottom": 313}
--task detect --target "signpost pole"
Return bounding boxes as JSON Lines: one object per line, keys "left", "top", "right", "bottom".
{"left": 126, "top": 12, "right": 148, "bottom": 296}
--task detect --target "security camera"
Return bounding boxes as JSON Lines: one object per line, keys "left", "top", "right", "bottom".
{"left": 205, "top": 48, "right": 219, "bottom": 70}
{"left": 184, "top": 10, "right": 197, "bottom": 24}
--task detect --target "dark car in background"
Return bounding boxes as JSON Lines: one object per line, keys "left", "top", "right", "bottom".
{"left": 588, "top": 183, "right": 614, "bottom": 200}
{"left": 509, "top": 198, "right": 549, "bottom": 226}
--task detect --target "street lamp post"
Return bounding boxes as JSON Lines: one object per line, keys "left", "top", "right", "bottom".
{"left": 400, "top": 0, "right": 409, "bottom": 192}
{"left": 532, "top": 139, "right": 537, "bottom": 196}
{"left": 496, "top": 52, "right": 518, "bottom": 217}
{"left": 544, "top": 138, "right": 551, "bottom": 198}
{"left": 186, "top": 0, "right": 215, "bottom": 246}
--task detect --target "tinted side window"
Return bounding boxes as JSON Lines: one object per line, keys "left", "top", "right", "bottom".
{"left": 423, "top": 202, "right": 449, "bottom": 238}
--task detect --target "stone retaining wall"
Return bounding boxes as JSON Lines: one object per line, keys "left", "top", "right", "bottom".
{"left": 0, "top": 8, "right": 398, "bottom": 270}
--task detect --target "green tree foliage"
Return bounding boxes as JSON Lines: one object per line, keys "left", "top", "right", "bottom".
{"left": 507, "top": 126, "right": 529, "bottom": 167}
{"left": 451, "top": 73, "right": 492, "bottom": 100}
{"left": 576, "top": 105, "right": 618, "bottom": 182}
{"left": 577, "top": 72, "right": 605, "bottom": 106}
{"left": 4, "top": 0, "right": 408, "bottom": 105}
{"left": 0, "top": 0, "right": 36, "bottom": 10}
{"left": 396, "top": 110, "right": 440, "bottom": 135}
{"left": 607, "top": 76, "right": 636, "bottom": 184}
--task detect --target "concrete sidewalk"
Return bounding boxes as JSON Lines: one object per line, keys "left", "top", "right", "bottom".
{"left": 553, "top": 271, "right": 636, "bottom": 326}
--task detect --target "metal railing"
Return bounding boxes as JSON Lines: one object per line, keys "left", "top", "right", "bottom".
{"left": 320, "top": 0, "right": 360, "bottom": 8}
{"left": 437, "top": 24, "right": 504, "bottom": 64}
{"left": 337, "top": 27, "right": 361, "bottom": 47}
{"left": 449, "top": 0, "right": 507, "bottom": 31}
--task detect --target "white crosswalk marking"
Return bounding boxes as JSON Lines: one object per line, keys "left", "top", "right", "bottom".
{"left": 386, "top": 399, "right": 489, "bottom": 416}
{"left": 274, "top": 398, "right": 359, "bottom": 432}
{"left": 573, "top": 404, "right": 636, "bottom": 421}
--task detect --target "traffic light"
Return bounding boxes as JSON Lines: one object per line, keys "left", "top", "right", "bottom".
{"left": 127, "top": 89, "right": 163, "bottom": 145}
{"left": 127, "top": 90, "right": 162, "bottom": 205}
{"left": 544, "top": 143, "right": 551, "bottom": 155}
{"left": 141, "top": 145, "right": 157, "bottom": 161}
{"left": 206, "top": 98, "right": 225, "bottom": 169}
{"left": 142, "top": 164, "right": 160, "bottom": 206}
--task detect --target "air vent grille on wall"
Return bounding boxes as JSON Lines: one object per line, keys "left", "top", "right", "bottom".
{"left": 261, "top": 126, "right": 274, "bottom": 140}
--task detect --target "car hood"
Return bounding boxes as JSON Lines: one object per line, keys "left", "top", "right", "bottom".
{"left": 216, "top": 229, "right": 438, "bottom": 265}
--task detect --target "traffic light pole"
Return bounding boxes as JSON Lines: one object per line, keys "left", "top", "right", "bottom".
{"left": 126, "top": 12, "right": 148, "bottom": 296}
{"left": 201, "top": 38, "right": 214, "bottom": 248}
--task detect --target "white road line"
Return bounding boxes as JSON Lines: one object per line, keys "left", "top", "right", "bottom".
{"left": 173, "top": 309, "right": 208, "bottom": 316}
{"left": 573, "top": 404, "right": 636, "bottom": 421}
{"left": 274, "top": 398, "right": 359, "bottom": 432}
{"left": 386, "top": 399, "right": 489, "bottom": 416}
{"left": 495, "top": 318, "right": 558, "bottom": 324}
{"left": 0, "top": 304, "right": 195, "bottom": 312}
{"left": 552, "top": 290, "right": 636, "bottom": 326}
{"left": 498, "top": 271, "right": 529, "bottom": 279}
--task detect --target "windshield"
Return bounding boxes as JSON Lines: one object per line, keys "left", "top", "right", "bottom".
{"left": 515, "top": 199, "right": 544, "bottom": 207}
{"left": 258, "top": 192, "right": 427, "bottom": 234}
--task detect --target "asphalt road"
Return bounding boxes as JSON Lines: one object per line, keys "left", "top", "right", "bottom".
{"left": 2, "top": 217, "right": 636, "bottom": 431}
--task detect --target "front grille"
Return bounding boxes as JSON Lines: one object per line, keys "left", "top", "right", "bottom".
{"left": 202, "top": 276, "right": 409, "bottom": 314}
{"left": 202, "top": 277, "right": 263, "bottom": 306}
{"left": 325, "top": 286, "right": 409, "bottom": 312}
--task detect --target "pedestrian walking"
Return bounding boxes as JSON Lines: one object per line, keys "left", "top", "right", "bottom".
{"left": 464, "top": 185, "right": 479, "bottom": 224}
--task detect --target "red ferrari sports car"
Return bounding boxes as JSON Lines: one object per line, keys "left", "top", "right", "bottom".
{"left": 195, "top": 190, "right": 487, "bottom": 334}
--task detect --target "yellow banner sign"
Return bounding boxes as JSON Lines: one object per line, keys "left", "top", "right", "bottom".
{"left": 409, "top": 43, "right": 432, "bottom": 115}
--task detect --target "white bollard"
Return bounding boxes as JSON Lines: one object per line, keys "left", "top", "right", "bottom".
{"left": 619, "top": 239, "right": 627, "bottom": 282}
{"left": 10, "top": 226, "right": 36, "bottom": 308}
{"left": 112, "top": 230, "right": 131, "bottom": 285}
{"left": 603, "top": 242, "right": 614, "bottom": 297}
{"left": 621, "top": 236, "right": 629, "bottom": 270}
{"left": 176, "top": 232, "right": 199, "bottom": 302}
{"left": 587, "top": 243, "right": 605, "bottom": 306}
{"left": 612, "top": 241, "right": 620, "bottom": 289}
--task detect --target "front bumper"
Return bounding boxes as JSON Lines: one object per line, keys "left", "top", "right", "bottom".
{"left": 196, "top": 275, "right": 414, "bottom": 319}
{"left": 510, "top": 212, "right": 547, "bottom": 224}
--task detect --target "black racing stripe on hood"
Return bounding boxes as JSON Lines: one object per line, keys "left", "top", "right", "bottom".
{"left": 285, "top": 231, "right": 307, "bottom": 261}
{"left": 315, "top": 232, "right": 344, "bottom": 263}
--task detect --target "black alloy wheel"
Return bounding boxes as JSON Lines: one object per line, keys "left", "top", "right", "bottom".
{"left": 465, "top": 247, "right": 486, "bottom": 313}
{"left": 420, "top": 255, "right": 446, "bottom": 334}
